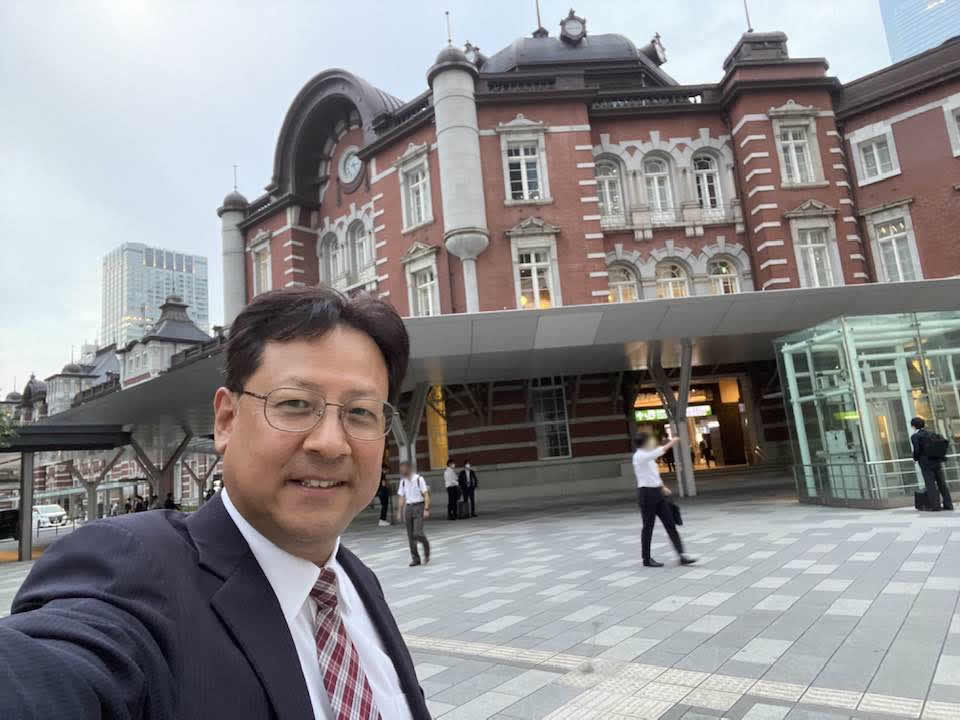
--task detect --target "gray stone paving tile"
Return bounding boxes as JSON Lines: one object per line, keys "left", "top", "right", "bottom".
{"left": 497, "top": 684, "right": 582, "bottom": 719}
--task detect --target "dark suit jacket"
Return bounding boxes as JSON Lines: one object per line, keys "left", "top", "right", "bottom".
{"left": 912, "top": 429, "right": 941, "bottom": 468}
{"left": 0, "top": 494, "right": 432, "bottom": 720}
{"left": 457, "top": 469, "right": 478, "bottom": 490}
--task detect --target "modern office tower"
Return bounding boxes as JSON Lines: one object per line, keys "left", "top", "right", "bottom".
{"left": 880, "top": 0, "right": 960, "bottom": 62}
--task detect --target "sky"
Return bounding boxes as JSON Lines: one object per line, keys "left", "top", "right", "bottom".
{"left": 0, "top": 0, "right": 891, "bottom": 397}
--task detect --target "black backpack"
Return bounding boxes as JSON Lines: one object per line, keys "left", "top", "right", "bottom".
{"left": 923, "top": 431, "right": 950, "bottom": 460}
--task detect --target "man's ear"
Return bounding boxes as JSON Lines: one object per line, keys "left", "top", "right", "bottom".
{"left": 213, "top": 387, "right": 238, "bottom": 455}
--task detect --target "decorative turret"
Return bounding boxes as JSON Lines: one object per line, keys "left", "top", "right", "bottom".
{"left": 217, "top": 189, "right": 248, "bottom": 328}
{"left": 427, "top": 45, "right": 490, "bottom": 313}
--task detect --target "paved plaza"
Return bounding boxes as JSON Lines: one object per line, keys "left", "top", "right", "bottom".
{"left": 2, "top": 493, "right": 960, "bottom": 719}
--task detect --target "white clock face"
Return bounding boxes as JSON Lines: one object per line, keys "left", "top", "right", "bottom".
{"left": 341, "top": 152, "right": 363, "bottom": 183}
{"left": 564, "top": 18, "right": 583, "bottom": 36}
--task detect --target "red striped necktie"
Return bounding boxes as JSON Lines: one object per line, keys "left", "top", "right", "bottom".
{"left": 311, "top": 568, "right": 381, "bottom": 720}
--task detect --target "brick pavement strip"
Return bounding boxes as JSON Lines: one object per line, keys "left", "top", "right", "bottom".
{"left": 2, "top": 494, "right": 960, "bottom": 718}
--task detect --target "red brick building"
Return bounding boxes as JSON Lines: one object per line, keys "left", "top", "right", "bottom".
{"left": 216, "top": 15, "right": 960, "bottom": 494}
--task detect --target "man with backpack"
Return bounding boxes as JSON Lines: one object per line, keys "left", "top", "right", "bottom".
{"left": 911, "top": 417, "right": 954, "bottom": 511}
{"left": 397, "top": 462, "right": 431, "bottom": 566}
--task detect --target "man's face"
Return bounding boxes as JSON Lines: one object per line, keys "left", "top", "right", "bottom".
{"left": 399, "top": 462, "right": 411, "bottom": 478}
{"left": 214, "top": 327, "right": 389, "bottom": 561}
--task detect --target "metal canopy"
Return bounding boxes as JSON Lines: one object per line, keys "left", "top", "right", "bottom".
{"left": 4, "top": 424, "right": 131, "bottom": 453}
{"left": 43, "top": 278, "right": 960, "bottom": 456}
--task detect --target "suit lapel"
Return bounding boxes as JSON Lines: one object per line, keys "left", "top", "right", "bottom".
{"left": 187, "top": 496, "right": 314, "bottom": 720}
{"left": 337, "top": 546, "right": 432, "bottom": 720}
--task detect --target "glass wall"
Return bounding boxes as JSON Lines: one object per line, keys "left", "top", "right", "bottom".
{"left": 776, "top": 312, "right": 960, "bottom": 506}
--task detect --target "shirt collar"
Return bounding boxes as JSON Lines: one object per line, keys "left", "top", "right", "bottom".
{"left": 221, "top": 487, "right": 346, "bottom": 624}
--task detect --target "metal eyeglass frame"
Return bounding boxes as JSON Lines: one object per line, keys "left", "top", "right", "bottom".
{"left": 240, "top": 388, "right": 396, "bottom": 440}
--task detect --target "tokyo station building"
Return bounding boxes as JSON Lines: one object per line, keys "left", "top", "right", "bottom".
{"left": 205, "top": 13, "right": 960, "bottom": 498}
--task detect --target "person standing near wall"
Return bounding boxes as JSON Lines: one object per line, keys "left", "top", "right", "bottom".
{"left": 633, "top": 431, "right": 696, "bottom": 568}
{"left": 458, "top": 461, "right": 478, "bottom": 517}
{"left": 443, "top": 459, "right": 460, "bottom": 521}
{"left": 911, "top": 417, "right": 954, "bottom": 511}
{"left": 376, "top": 466, "right": 392, "bottom": 527}
{"left": 397, "top": 462, "right": 431, "bottom": 566}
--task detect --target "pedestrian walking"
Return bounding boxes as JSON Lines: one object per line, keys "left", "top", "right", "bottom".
{"left": 663, "top": 444, "right": 676, "bottom": 474}
{"left": 458, "top": 461, "right": 478, "bottom": 517}
{"left": 163, "top": 493, "right": 176, "bottom": 510}
{"left": 443, "top": 459, "right": 460, "bottom": 520}
{"left": 633, "top": 432, "right": 695, "bottom": 568}
{"left": 123, "top": 499, "right": 131, "bottom": 514}
{"left": 911, "top": 417, "right": 954, "bottom": 511}
{"left": 397, "top": 462, "right": 431, "bottom": 566}
{"left": 109, "top": 502, "right": 119, "bottom": 517}
{"left": 376, "top": 467, "right": 392, "bottom": 526}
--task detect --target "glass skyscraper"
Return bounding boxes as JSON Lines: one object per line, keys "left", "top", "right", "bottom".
{"left": 880, "top": 0, "right": 960, "bottom": 63}
{"left": 100, "top": 242, "right": 209, "bottom": 347}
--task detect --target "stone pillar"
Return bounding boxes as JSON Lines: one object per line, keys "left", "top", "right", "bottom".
{"left": 428, "top": 47, "right": 490, "bottom": 313}
{"left": 19, "top": 452, "right": 34, "bottom": 562}
{"left": 218, "top": 191, "right": 249, "bottom": 327}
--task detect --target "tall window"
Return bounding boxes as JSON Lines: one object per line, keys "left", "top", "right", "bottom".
{"left": 595, "top": 161, "right": 624, "bottom": 222}
{"left": 779, "top": 127, "right": 814, "bottom": 184}
{"left": 530, "top": 377, "right": 571, "bottom": 458}
{"left": 404, "top": 166, "right": 429, "bottom": 228}
{"left": 517, "top": 249, "right": 554, "bottom": 309}
{"left": 796, "top": 228, "right": 833, "bottom": 288}
{"left": 693, "top": 154, "right": 722, "bottom": 210}
{"left": 411, "top": 266, "right": 438, "bottom": 317}
{"left": 252, "top": 246, "right": 271, "bottom": 296}
{"left": 860, "top": 137, "right": 893, "bottom": 179}
{"left": 708, "top": 259, "right": 740, "bottom": 295}
{"left": 507, "top": 142, "right": 541, "bottom": 200}
{"left": 321, "top": 233, "right": 342, "bottom": 282}
{"left": 608, "top": 265, "right": 640, "bottom": 303}
{"left": 656, "top": 263, "right": 690, "bottom": 298}
{"left": 348, "top": 222, "right": 370, "bottom": 272}
{"left": 643, "top": 158, "right": 673, "bottom": 218}
{"left": 875, "top": 218, "right": 917, "bottom": 282}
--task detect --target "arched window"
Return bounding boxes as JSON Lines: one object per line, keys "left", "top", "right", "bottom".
{"left": 348, "top": 222, "right": 371, "bottom": 271}
{"left": 656, "top": 262, "right": 690, "bottom": 299}
{"left": 643, "top": 157, "right": 673, "bottom": 219}
{"left": 693, "top": 154, "right": 722, "bottom": 210}
{"left": 708, "top": 258, "right": 740, "bottom": 295}
{"left": 608, "top": 265, "right": 640, "bottom": 303}
{"left": 595, "top": 161, "right": 624, "bottom": 222}
{"left": 320, "top": 233, "right": 342, "bottom": 282}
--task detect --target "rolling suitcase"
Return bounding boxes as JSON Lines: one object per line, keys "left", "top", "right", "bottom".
{"left": 457, "top": 499, "right": 470, "bottom": 519}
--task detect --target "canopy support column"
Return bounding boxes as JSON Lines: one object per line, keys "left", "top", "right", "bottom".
{"left": 18, "top": 452, "right": 34, "bottom": 562}
{"left": 130, "top": 432, "right": 192, "bottom": 498}
{"left": 649, "top": 339, "right": 696, "bottom": 497}
{"left": 393, "top": 383, "right": 428, "bottom": 473}
{"left": 181, "top": 455, "right": 221, "bottom": 503}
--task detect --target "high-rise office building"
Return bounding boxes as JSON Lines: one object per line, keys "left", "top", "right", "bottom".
{"left": 880, "top": 0, "right": 960, "bottom": 62}
{"left": 100, "top": 242, "right": 209, "bottom": 347}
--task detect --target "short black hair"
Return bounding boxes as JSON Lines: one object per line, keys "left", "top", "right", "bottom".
{"left": 447, "top": 458, "right": 455, "bottom": 466}
{"left": 634, "top": 432, "right": 651, "bottom": 449}
{"left": 225, "top": 286, "right": 410, "bottom": 404}
{"left": 911, "top": 416, "right": 926, "bottom": 429}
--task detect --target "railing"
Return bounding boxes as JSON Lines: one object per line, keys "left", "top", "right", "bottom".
{"left": 591, "top": 87, "right": 716, "bottom": 111}
{"left": 373, "top": 92, "right": 433, "bottom": 135}
{"left": 484, "top": 77, "right": 557, "bottom": 93}
{"left": 793, "top": 453, "right": 960, "bottom": 505}
{"left": 71, "top": 374, "right": 120, "bottom": 408}
{"left": 170, "top": 335, "right": 227, "bottom": 371}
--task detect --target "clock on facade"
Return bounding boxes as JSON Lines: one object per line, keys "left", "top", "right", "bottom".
{"left": 560, "top": 10, "right": 586, "bottom": 45}
{"left": 340, "top": 149, "right": 363, "bottom": 184}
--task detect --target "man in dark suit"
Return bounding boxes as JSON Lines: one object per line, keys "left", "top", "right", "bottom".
{"left": 911, "top": 416, "right": 954, "bottom": 511}
{"left": 0, "top": 287, "right": 431, "bottom": 719}
{"left": 457, "top": 461, "right": 478, "bottom": 518}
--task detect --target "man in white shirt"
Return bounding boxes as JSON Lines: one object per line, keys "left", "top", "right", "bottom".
{"left": 443, "top": 459, "right": 460, "bottom": 520}
{"left": 1, "top": 287, "right": 430, "bottom": 719}
{"left": 633, "top": 431, "right": 695, "bottom": 568}
{"left": 397, "top": 462, "right": 431, "bottom": 566}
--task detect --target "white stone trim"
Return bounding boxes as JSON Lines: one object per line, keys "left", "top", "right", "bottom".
{"left": 282, "top": 255, "right": 304, "bottom": 262}
{"left": 742, "top": 152, "right": 770, "bottom": 165}
{"left": 750, "top": 203, "right": 778, "bottom": 215}
{"left": 375, "top": 241, "right": 387, "bottom": 249}
{"left": 375, "top": 257, "right": 388, "bottom": 266}
{"left": 371, "top": 193, "right": 384, "bottom": 202}
{"left": 575, "top": 144, "right": 594, "bottom": 151}
{"left": 755, "top": 221, "right": 782, "bottom": 231}
{"left": 582, "top": 214, "right": 602, "bottom": 221}
{"left": 376, "top": 273, "right": 389, "bottom": 282}
{"left": 760, "top": 258, "right": 788, "bottom": 270}
{"left": 283, "top": 267, "right": 305, "bottom": 275}
{"left": 576, "top": 162, "right": 596, "bottom": 168}
{"left": 395, "top": 142, "right": 435, "bottom": 232}
{"left": 827, "top": 130, "right": 841, "bottom": 137}
{"left": 371, "top": 165, "right": 396, "bottom": 184}
{"left": 580, "top": 196, "right": 600, "bottom": 203}
{"left": 763, "top": 277, "right": 791, "bottom": 289}
{"left": 579, "top": 179, "right": 598, "bottom": 186}
{"left": 853, "top": 272, "right": 869, "bottom": 279}
{"left": 403, "top": 246, "right": 441, "bottom": 318}
{"left": 756, "top": 239, "right": 785, "bottom": 252}
{"left": 771, "top": 106, "right": 827, "bottom": 187}
{"left": 585, "top": 232, "right": 604, "bottom": 240}
{"left": 836, "top": 180, "right": 850, "bottom": 188}
{"left": 546, "top": 124, "right": 591, "bottom": 133}
{"left": 510, "top": 232, "right": 564, "bottom": 309}
{"left": 944, "top": 95, "right": 960, "bottom": 156}
{"left": 745, "top": 167, "right": 772, "bottom": 183}
{"left": 847, "top": 122, "right": 902, "bottom": 187}
{"left": 861, "top": 201, "right": 923, "bottom": 283}
{"left": 732, "top": 113, "right": 768, "bottom": 135}
{"left": 788, "top": 215, "right": 845, "bottom": 288}
{"left": 373, "top": 209, "right": 385, "bottom": 218}
{"left": 591, "top": 290, "right": 610, "bottom": 297}
{"left": 846, "top": 235, "right": 862, "bottom": 243}
{"left": 833, "top": 164, "right": 848, "bottom": 171}
{"left": 589, "top": 271, "right": 609, "bottom": 278}
{"left": 842, "top": 216, "right": 857, "bottom": 224}
{"left": 739, "top": 134, "right": 767, "bottom": 148}
{"left": 849, "top": 253, "right": 865, "bottom": 261}
{"left": 829, "top": 147, "right": 845, "bottom": 155}
{"left": 587, "top": 252, "right": 607, "bottom": 259}
{"left": 497, "top": 114, "right": 553, "bottom": 204}
{"left": 748, "top": 185, "right": 775, "bottom": 198}
{"left": 374, "top": 224, "right": 386, "bottom": 233}
{"left": 839, "top": 198, "right": 854, "bottom": 205}
{"left": 282, "top": 239, "right": 305, "bottom": 248}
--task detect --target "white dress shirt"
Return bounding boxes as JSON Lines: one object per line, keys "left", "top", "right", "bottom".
{"left": 397, "top": 474, "right": 428, "bottom": 503}
{"left": 443, "top": 467, "right": 458, "bottom": 488}
{"left": 633, "top": 446, "right": 666, "bottom": 488}
{"left": 221, "top": 488, "right": 412, "bottom": 720}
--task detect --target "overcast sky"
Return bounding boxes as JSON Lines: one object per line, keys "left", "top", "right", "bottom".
{"left": 0, "top": 0, "right": 890, "bottom": 397}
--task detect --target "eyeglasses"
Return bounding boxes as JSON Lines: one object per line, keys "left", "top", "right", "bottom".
{"left": 241, "top": 388, "right": 396, "bottom": 440}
